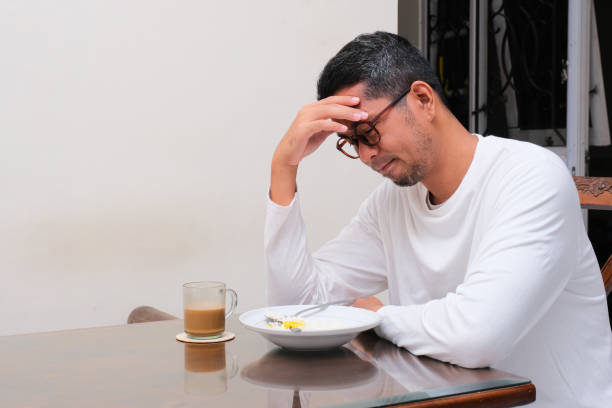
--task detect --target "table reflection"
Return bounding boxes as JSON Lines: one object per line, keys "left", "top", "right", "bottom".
{"left": 349, "top": 331, "right": 523, "bottom": 392}
{"left": 241, "top": 346, "right": 383, "bottom": 407}
{"left": 241, "top": 346, "right": 379, "bottom": 390}
{"left": 240, "top": 331, "right": 530, "bottom": 408}
{"left": 183, "top": 343, "right": 238, "bottom": 396}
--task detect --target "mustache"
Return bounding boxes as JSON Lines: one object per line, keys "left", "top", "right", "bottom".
{"left": 370, "top": 156, "right": 395, "bottom": 171}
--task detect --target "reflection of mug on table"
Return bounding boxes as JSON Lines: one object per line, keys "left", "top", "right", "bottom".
{"left": 184, "top": 343, "right": 238, "bottom": 396}
{"left": 182, "top": 281, "right": 237, "bottom": 339}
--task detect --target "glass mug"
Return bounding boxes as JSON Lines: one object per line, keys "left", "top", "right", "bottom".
{"left": 183, "top": 281, "right": 238, "bottom": 339}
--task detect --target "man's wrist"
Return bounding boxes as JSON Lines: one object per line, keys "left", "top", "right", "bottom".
{"left": 270, "top": 160, "right": 298, "bottom": 206}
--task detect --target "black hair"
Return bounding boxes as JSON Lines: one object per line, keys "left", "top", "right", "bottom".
{"left": 317, "top": 31, "right": 446, "bottom": 106}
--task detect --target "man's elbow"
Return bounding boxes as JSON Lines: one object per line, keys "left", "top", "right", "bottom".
{"left": 444, "top": 330, "right": 510, "bottom": 368}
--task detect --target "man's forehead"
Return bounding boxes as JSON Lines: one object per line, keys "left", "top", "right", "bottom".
{"left": 334, "top": 83, "right": 366, "bottom": 106}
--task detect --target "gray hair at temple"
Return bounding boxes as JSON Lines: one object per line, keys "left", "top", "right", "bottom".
{"left": 317, "top": 31, "right": 447, "bottom": 107}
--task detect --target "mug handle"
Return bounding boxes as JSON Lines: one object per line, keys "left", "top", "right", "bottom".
{"left": 225, "top": 288, "right": 238, "bottom": 319}
{"left": 227, "top": 354, "right": 239, "bottom": 379}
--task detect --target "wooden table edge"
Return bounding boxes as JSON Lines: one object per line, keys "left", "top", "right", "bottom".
{"left": 384, "top": 383, "right": 536, "bottom": 408}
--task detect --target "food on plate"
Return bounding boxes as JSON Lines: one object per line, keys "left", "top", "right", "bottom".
{"left": 265, "top": 315, "right": 350, "bottom": 332}
{"left": 267, "top": 318, "right": 306, "bottom": 331}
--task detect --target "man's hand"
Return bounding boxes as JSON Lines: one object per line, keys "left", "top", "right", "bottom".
{"left": 352, "top": 296, "right": 383, "bottom": 312}
{"left": 270, "top": 96, "right": 368, "bottom": 205}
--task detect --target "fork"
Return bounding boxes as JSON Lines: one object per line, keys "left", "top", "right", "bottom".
{"left": 264, "top": 298, "right": 356, "bottom": 332}
{"left": 293, "top": 298, "right": 355, "bottom": 317}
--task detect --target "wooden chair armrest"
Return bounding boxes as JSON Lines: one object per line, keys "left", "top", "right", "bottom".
{"left": 602, "top": 255, "right": 612, "bottom": 297}
{"left": 573, "top": 176, "right": 612, "bottom": 210}
{"left": 127, "top": 306, "right": 178, "bottom": 324}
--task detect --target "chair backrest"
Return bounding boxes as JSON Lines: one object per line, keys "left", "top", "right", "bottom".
{"left": 573, "top": 176, "right": 612, "bottom": 296}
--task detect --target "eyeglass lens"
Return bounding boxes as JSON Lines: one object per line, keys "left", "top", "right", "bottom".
{"left": 353, "top": 123, "right": 380, "bottom": 146}
{"left": 337, "top": 138, "right": 359, "bottom": 158}
{"left": 336, "top": 123, "right": 382, "bottom": 158}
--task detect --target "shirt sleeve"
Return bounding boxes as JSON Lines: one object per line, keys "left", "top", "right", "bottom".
{"left": 374, "top": 156, "right": 582, "bottom": 368}
{"left": 265, "top": 189, "right": 388, "bottom": 306}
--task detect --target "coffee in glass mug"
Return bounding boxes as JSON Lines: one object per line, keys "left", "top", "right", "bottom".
{"left": 183, "top": 281, "right": 238, "bottom": 339}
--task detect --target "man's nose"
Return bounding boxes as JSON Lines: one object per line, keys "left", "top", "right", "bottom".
{"left": 358, "top": 143, "right": 379, "bottom": 164}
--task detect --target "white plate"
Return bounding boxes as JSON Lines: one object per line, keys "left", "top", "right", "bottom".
{"left": 239, "top": 305, "right": 381, "bottom": 351}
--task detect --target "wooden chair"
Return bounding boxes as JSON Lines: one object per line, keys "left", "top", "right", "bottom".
{"left": 574, "top": 176, "right": 612, "bottom": 296}
{"left": 127, "top": 306, "right": 177, "bottom": 324}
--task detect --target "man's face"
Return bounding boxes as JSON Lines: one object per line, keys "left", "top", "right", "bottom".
{"left": 335, "top": 83, "right": 434, "bottom": 187}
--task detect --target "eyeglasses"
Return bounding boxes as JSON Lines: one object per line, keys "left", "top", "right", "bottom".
{"left": 336, "top": 85, "right": 412, "bottom": 159}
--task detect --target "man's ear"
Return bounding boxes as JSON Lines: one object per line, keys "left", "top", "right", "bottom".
{"left": 410, "top": 81, "right": 436, "bottom": 121}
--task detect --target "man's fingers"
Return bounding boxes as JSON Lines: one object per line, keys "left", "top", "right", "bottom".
{"left": 304, "top": 119, "right": 348, "bottom": 135}
{"left": 305, "top": 103, "right": 368, "bottom": 123}
{"left": 352, "top": 296, "right": 383, "bottom": 312}
{"left": 318, "top": 95, "right": 361, "bottom": 106}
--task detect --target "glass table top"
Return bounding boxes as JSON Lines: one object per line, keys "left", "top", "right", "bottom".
{"left": 0, "top": 316, "right": 531, "bottom": 407}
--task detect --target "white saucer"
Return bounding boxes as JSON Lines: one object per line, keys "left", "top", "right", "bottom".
{"left": 176, "top": 331, "right": 235, "bottom": 344}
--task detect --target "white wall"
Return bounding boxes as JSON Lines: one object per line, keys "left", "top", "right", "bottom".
{"left": 0, "top": 0, "right": 397, "bottom": 335}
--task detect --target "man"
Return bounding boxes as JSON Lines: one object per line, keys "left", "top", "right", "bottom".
{"left": 265, "top": 31, "right": 612, "bottom": 407}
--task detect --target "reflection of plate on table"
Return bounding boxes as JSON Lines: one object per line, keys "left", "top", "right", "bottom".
{"left": 239, "top": 305, "right": 381, "bottom": 351}
{"left": 240, "top": 347, "right": 379, "bottom": 391}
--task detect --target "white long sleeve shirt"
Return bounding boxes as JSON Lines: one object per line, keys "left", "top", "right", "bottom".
{"left": 264, "top": 135, "right": 612, "bottom": 407}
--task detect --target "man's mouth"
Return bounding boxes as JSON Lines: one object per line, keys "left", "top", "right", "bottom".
{"left": 374, "top": 159, "right": 394, "bottom": 174}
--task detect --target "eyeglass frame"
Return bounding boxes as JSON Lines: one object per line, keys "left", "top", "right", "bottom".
{"left": 336, "top": 84, "right": 413, "bottom": 159}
